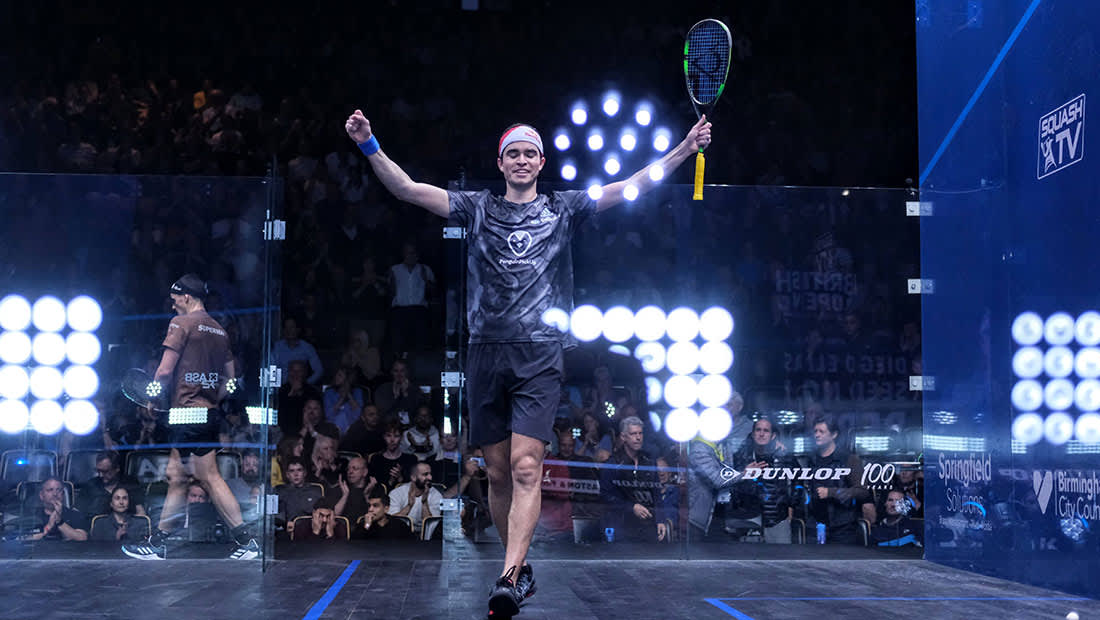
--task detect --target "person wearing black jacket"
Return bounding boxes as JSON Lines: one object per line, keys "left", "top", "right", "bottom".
{"left": 599, "top": 416, "right": 669, "bottom": 542}
{"left": 731, "top": 416, "right": 797, "bottom": 543}
{"left": 807, "top": 417, "right": 870, "bottom": 544}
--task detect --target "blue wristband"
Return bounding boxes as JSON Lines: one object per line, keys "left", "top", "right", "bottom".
{"left": 358, "top": 135, "right": 380, "bottom": 156}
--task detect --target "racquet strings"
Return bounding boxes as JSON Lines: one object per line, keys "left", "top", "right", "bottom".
{"left": 685, "top": 21, "right": 731, "bottom": 106}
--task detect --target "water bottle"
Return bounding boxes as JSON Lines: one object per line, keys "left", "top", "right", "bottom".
{"left": 816, "top": 522, "right": 826, "bottom": 544}
{"left": 605, "top": 527, "right": 615, "bottom": 543}
{"left": 442, "top": 498, "right": 462, "bottom": 541}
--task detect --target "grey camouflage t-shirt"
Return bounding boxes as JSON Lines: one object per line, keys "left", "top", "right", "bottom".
{"left": 447, "top": 189, "right": 597, "bottom": 344}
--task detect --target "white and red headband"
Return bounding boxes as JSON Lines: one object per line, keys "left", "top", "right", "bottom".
{"left": 498, "top": 125, "right": 544, "bottom": 158}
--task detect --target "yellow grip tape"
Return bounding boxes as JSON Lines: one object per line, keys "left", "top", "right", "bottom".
{"left": 692, "top": 150, "right": 705, "bottom": 200}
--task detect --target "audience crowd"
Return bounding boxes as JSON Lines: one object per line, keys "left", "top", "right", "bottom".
{"left": 0, "top": 3, "right": 922, "bottom": 554}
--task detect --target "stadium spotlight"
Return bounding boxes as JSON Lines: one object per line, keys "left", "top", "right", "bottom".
{"left": 698, "top": 407, "right": 733, "bottom": 442}
{"left": 554, "top": 130, "right": 571, "bottom": 151}
{"left": 699, "top": 341, "right": 734, "bottom": 375}
{"left": 66, "top": 295, "right": 103, "bottom": 332}
{"left": 666, "top": 307, "right": 700, "bottom": 342}
{"left": 652, "top": 128, "right": 672, "bottom": 152}
{"left": 570, "top": 305, "right": 603, "bottom": 342}
{"left": 0, "top": 295, "right": 32, "bottom": 331}
{"left": 63, "top": 399, "right": 99, "bottom": 435}
{"left": 0, "top": 331, "right": 31, "bottom": 365}
{"left": 1012, "top": 412, "right": 1044, "bottom": 444}
{"left": 603, "top": 155, "right": 621, "bottom": 176}
{"left": 587, "top": 129, "right": 605, "bottom": 151}
{"left": 66, "top": 332, "right": 102, "bottom": 365}
{"left": 664, "top": 408, "right": 699, "bottom": 442}
{"left": 666, "top": 341, "right": 700, "bottom": 375}
{"left": 32, "top": 333, "right": 66, "bottom": 367}
{"left": 602, "top": 306, "right": 635, "bottom": 343}
{"left": 30, "top": 366, "right": 64, "bottom": 400}
{"left": 602, "top": 91, "right": 621, "bottom": 117}
{"left": 586, "top": 183, "right": 604, "bottom": 201}
{"left": 32, "top": 296, "right": 66, "bottom": 333}
{"left": 0, "top": 365, "right": 30, "bottom": 400}
{"left": 571, "top": 102, "right": 588, "bottom": 125}
{"left": 634, "top": 306, "right": 667, "bottom": 341}
{"left": 648, "top": 164, "right": 665, "bottom": 182}
{"left": 634, "top": 103, "right": 653, "bottom": 126}
{"left": 561, "top": 163, "right": 578, "bottom": 181}
{"left": 664, "top": 375, "right": 699, "bottom": 408}
{"left": 619, "top": 128, "right": 637, "bottom": 152}
{"left": 699, "top": 307, "right": 735, "bottom": 342}
{"left": 541, "top": 307, "right": 570, "bottom": 333}
{"left": 0, "top": 399, "right": 29, "bottom": 434}
{"left": 634, "top": 342, "right": 666, "bottom": 374}
{"left": 622, "top": 184, "right": 639, "bottom": 201}
{"left": 1044, "top": 412, "right": 1075, "bottom": 445}
{"left": 30, "top": 400, "right": 64, "bottom": 435}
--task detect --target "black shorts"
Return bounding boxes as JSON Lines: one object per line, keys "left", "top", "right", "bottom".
{"left": 170, "top": 408, "right": 222, "bottom": 457}
{"left": 466, "top": 342, "right": 563, "bottom": 447}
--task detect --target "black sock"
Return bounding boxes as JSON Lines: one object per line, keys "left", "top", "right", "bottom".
{"left": 230, "top": 524, "right": 252, "bottom": 545}
{"left": 150, "top": 528, "right": 171, "bottom": 546}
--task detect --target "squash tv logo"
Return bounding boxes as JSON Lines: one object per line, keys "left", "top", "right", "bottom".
{"left": 1037, "top": 94, "right": 1085, "bottom": 180}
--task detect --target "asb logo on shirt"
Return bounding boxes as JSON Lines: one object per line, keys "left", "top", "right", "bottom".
{"left": 1037, "top": 94, "right": 1085, "bottom": 180}
{"left": 507, "top": 230, "right": 533, "bottom": 257}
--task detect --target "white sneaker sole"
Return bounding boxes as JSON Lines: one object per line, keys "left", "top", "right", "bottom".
{"left": 122, "top": 547, "right": 165, "bottom": 560}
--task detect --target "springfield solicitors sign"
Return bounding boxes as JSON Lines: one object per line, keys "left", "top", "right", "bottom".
{"left": 936, "top": 452, "right": 992, "bottom": 533}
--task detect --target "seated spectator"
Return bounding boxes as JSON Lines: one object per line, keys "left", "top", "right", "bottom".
{"left": 300, "top": 397, "right": 341, "bottom": 458}
{"left": 323, "top": 366, "right": 368, "bottom": 435}
{"left": 341, "top": 403, "right": 385, "bottom": 457}
{"left": 870, "top": 488, "right": 923, "bottom": 547}
{"left": 574, "top": 411, "right": 612, "bottom": 462}
{"left": 277, "top": 360, "right": 323, "bottom": 438}
{"left": 219, "top": 402, "right": 257, "bottom": 448}
{"left": 388, "top": 462, "right": 442, "bottom": 538}
{"left": 332, "top": 457, "right": 378, "bottom": 525}
{"left": 310, "top": 434, "right": 348, "bottom": 490}
{"left": 114, "top": 405, "right": 170, "bottom": 447}
{"left": 78, "top": 451, "right": 146, "bottom": 517}
{"left": 275, "top": 457, "right": 323, "bottom": 528}
{"left": 687, "top": 394, "right": 752, "bottom": 539}
{"left": 730, "top": 416, "right": 796, "bottom": 543}
{"left": 374, "top": 359, "right": 420, "bottom": 424}
{"left": 179, "top": 482, "right": 220, "bottom": 542}
{"left": 226, "top": 450, "right": 263, "bottom": 507}
{"left": 90, "top": 487, "right": 150, "bottom": 543}
{"left": 599, "top": 417, "right": 667, "bottom": 542}
{"left": 402, "top": 405, "right": 441, "bottom": 462}
{"left": 24, "top": 477, "right": 89, "bottom": 541}
{"left": 272, "top": 316, "right": 324, "bottom": 384}
{"left": 369, "top": 422, "right": 419, "bottom": 491}
{"left": 538, "top": 427, "right": 581, "bottom": 541}
{"left": 807, "top": 416, "right": 871, "bottom": 544}
{"left": 272, "top": 436, "right": 304, "bottom": 487}
{"left": 655, "top": 456, "right": 680, "bottom": 540}
{"left": 894, "top": 466, "right": 924, "bottom": 519}
{"left": 431, "top": 431, "right": 463, "bottom": 489}
{"left": 292, "top": 505, "right": 348, "bottom": 541}
{"left": 357, "top": 488, "right": 415, "bottom": 540}
{"left": 552, "top": 426, "right": 600, "bottom": 522}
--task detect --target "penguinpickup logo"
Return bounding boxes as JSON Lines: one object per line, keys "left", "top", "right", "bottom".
{"left": 1037, "top": 94, "right": 1085, "bottom": 180}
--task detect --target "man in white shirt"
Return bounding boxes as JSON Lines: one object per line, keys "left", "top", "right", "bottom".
{"left": 388, "top": 242, "right": 434, "bottom": 356}
{"left": 388, "top": 461, "right": 442, "bottom": 538}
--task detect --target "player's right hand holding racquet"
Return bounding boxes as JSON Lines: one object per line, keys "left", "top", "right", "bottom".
{"left": 345, "top": 110, "right": 372, "bottom": 144}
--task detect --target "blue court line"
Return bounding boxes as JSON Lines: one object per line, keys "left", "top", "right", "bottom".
{"left": 302, "top": 560, "right": 361, "bottom": 620}
{"left": 918, "top": 0, "right": 1042, "bottom": 186}
{"left": 704, "top": 598, "right": 756, "bottom": 619}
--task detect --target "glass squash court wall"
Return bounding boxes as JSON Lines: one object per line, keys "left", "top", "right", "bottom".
{"left": 0, "top": 173, "right": 280, "bottom": 568}
{"left": 441, "top": 182, "right": 924, "bottom": 562}
{"left": 916, "top": 0, "right": 1100, "bottom": 596}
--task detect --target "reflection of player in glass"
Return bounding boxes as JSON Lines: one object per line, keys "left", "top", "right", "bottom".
{"left": 346, "top": 110, "right": 711, "bottom": 616}
{"left": 122, "top": 274, "right": 258, "bottom": 560}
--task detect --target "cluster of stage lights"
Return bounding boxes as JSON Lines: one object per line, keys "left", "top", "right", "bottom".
{"left": 0, "top": 294, "right": 103, "bottom": 435}
{"left": 554, "top": 92, "right": 674, "bottom": 201}
{"left": 1010, "top": 311, "right": 1100, "bottom": 446}
{"left": 542, "top": 304, "right": 735, "bottom": 443}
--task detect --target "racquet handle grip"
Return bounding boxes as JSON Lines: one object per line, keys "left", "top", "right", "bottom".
{"left": 692, "top": 150, "right": 705, "bottom": 200}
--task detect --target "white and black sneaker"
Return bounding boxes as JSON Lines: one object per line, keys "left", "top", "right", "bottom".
{"left": 228, "top": 538, "right": 260, "bottom": 560}
{"left": 122, "top": 541, "right": 166, "bottom": 560}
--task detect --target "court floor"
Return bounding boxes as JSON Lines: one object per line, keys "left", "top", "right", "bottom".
{"left": 2, "top": 556, "right": 1097, "bottom": 620}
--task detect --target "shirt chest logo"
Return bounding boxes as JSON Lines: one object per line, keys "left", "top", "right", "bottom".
{"left": 507, "top": 230, "right": 533, "bottom": 257}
